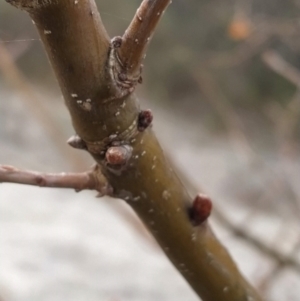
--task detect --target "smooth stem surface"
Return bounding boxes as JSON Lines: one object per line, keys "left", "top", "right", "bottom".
{"left": 6, "top": 0, "right": 263, "bottom": 300}
{"left": 0, "top": 165, "right": 107, "bottom": 194}
{"left": 118, "top": 0, "right": 172, "bottom": 76}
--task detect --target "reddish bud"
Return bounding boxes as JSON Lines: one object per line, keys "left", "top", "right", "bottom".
{"left": 138, "top": 109, "right": 153, "bottom": 132}
{"left": 105, "top": 145, "right": 132, "bottom": 166}
{"left": 189, "top": 194, "right": 212, "bottom": 226}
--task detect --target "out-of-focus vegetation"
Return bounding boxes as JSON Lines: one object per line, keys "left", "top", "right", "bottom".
{"left": 1, "top": 0, "right": 300, "bottom": 132}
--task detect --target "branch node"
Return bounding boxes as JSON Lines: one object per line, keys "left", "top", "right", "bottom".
{"left": 108, "top": 37, "right": 142, "bottom": 99}
{"left": 35, "top": 175, "right": 47, "bottom": 187}
{"left": 111, "top": 36, "right": 123, "bottom": 49}
{"left": 92, "top": 165, "right": 113, "bottom": 196}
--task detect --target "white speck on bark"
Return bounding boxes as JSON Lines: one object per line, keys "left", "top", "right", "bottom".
{"left": 162, "top": 190, "right": 171, "bottom": 200}
{"left": 133, "top": 196, "right": 141, "bottom": 202}
{"left": 223, "top": 287, "right": 229, "bottom": 293}
{"left": 82, "top": 102, "right": 92, "bottom": 111}
{"left": 76, "top": 99, "right": 92, "bottom": 111}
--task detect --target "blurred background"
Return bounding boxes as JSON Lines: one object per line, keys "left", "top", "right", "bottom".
{"left": 0, "top": 0, "right": 300, "bottom": 300}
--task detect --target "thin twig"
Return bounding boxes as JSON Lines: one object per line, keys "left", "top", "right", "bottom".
{"left": 0, "top": 164, "right": 110, "bottom": 196}
{"left": 213, "top": 208, "right": 300, "bottom": 273}
{"left": 193, "top": 69, "right": 257, "bottom": 163}
{"left": 262, "top": 49, "right": 300, "bottom": 88}
{"left": 258, "top": 238, "right": 300, "bottom": 293}
{"left": 118, "top": 0, "right": 171, "bottom": 76}
{"left": 206, "top": 31, "right": 269, "bottom": 69}
{"left": 193, "top": 69, "right": 300, "bottom": 218}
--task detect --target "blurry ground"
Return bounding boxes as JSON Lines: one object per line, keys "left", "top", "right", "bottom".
{"left": 0, "top": 86, "right": 300, "bottom": 301}
{"left": 1, "top": 0, "right": 300, "bottom": 300}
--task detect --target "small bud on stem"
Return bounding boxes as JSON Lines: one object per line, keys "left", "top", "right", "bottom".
{"left": 189, "top": 194, "right": 213, "bottom": 226}
{"left": 138, "top": 109, "right": 153, "bottom": 132}
{"left": 105, "top": 145, "right": 133, "bottom": 166}
{"left": 67, "top": 135, "right": 87, "bottom": 150}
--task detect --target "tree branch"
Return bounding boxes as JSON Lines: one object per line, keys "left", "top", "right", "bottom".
{"left": 4, "top": 1, "right": 263, "bottom": 300}
{"left": 0, "top": 165, "right": 110, "bottom": 196}
{"left": 117, "top": 0, "right": 171, "bottom": 77}
{"left": 262, "top": 49, "right": 300, "bottom": 88}
{"left": 213, "top": 208, "right": 300, "bottom": 273}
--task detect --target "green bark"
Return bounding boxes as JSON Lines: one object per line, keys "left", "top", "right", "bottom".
{"left": 5, "top": 0, "right": 263, "bottom": 300}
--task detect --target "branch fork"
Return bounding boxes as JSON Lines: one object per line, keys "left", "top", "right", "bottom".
{"left": 3, "top": 0, "right": 263, "bottom": 300}
{"left": 108, "top": 36, "right": 143, "bottom": 98}
{"left": 107, "top": 0, "right": 172, "bottom": 98}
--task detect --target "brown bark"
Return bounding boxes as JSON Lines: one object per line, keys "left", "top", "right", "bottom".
{"left": 4, "top": 0, "right": 263, "bottom": 300}
{"left": 0, "top": 164, "right": 109, "bottom": 195}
